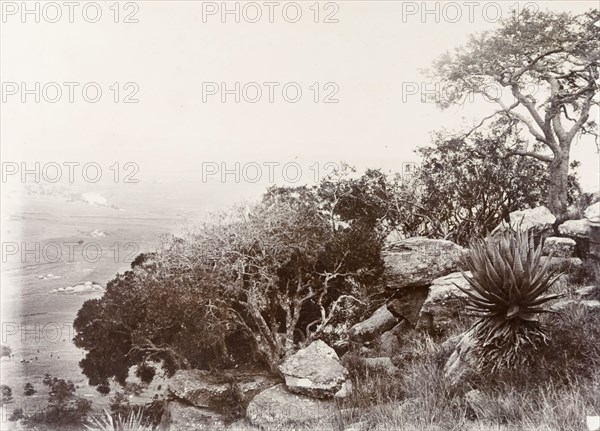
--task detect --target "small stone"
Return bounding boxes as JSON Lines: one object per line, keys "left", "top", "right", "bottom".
{"left": 334, "top": 380, "right": 353, "bottom": 399}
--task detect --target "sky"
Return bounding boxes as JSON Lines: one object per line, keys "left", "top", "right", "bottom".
{"left": 1, "top": 0, "right": 599, "bottom": 214}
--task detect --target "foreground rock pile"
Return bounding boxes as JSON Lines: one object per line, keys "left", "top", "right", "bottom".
{"left": 159, "top": 204, "right": 599, "bottom": 430}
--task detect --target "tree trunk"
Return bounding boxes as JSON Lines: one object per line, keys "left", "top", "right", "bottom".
{"left": 546, "top": 150, "right": 570, "bottom": 219}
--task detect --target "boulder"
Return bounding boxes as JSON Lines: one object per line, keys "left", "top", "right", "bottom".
{"left": 349, "top": 305, "right": 399, "bottom": 343}
{"left": 444, "top": 330, "right": 479, "bottom": 387}
{"left": 167, "top": 370, "right": 279, "bottom": 409}
{"left": 384, "top": 237, "right": 467, "bottom": 289}
{"left": 279, "top": 340, "right": 348, "bottom": 399}
{"left": 315, "top": 295, "right": 367, "bottom": 352}
{"left": 246, "top": 384, "right": 335, "bottom": 428}
{"left": 493, "top": 206, "right": 555, "bottom": 234}
{"left": 559, "top": 219, "right": 591, "bottom": 239}
{"left": 417, "top": 272, "right": 471, "bottom": 333}
{"left": 162, "top": 399, "right": 226, "bottom": 431}
{"left": 542, "top": 237, "right": 576, "bottom": 258}
{"left": 584, "top": 202, "right": 600, "bottom": 223}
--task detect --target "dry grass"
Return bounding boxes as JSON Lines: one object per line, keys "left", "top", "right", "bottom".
{"left": 329, "top": 299, "right": 600, "bottom": 431}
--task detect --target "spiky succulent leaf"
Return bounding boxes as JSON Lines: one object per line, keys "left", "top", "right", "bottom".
{"left": 459, "top": 228, "right": 565, "bottom": 376}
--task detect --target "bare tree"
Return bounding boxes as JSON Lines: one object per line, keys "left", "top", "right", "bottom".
{"left": 431, "top": 9, "right": 599, "bottom": 217}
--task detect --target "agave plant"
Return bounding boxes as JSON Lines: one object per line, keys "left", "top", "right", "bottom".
{"left": 456, "top": 228, "right": 564, "bottom": 374}
{"left": 86, "top": 409, "right": 153, "bottom": 431}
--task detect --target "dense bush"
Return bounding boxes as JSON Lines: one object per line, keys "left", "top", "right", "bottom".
{"left": 24, "top": 382, "right": 35, "bottom": 396}
{"left": 1, "top": 385, "right": 13, "bottom": 406}
{"left": 74, "top": 173, "right": 387, "bottom": 391}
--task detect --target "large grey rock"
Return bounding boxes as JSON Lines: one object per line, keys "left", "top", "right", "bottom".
{"left": 162, "top": 399, "right": 226, "bottom": 431}
{"left": 167, "top": 370, "right": 278, "bottom": 409}
{"left": 246, "top": 384, "right": 335, "bottom": 428}
{"left": 444, "top": 330, "right": 479, "bottom": 387}
{"left": 493, "top": 206, "right": 556, "bottom": 234}
{"left": 279, "top": 340, "right": 348, "bottom": 399}
{"left": 417, "top": 272, "right": 471, "bottom": 332}
{"left": 348, "top": 305, "right": 399, "bottom": 343}
{"left": 559, "top": 219, "right": 592, "bottom": 239}
{"left": 542, "top": 237, "right": 576, "bottom": 258}
{"left": 584, "top": 202, "right": 600, "bottom": 223}
{"left": 384, "top": 237, "right": 467, "bottom": 289}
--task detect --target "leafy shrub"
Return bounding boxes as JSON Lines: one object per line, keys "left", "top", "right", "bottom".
{"left": 74, "top": 178, "right": 386, "bottom": 390}
{"left": 1, "top": 385, "right": 13, "bottom": 406}
{"left": 1, "top": 344, "right": 11, "bottom": 358}
{"left": 27, "top": 376, "right": 92, "bottom": 426}
{"left": 24, "top": 382, "right": 35, "bottom": 396}
{"left": 457, "top": 229, "right": 563, "bottom": 375}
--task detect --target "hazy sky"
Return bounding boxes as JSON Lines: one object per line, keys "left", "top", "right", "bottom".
{"left": 1, "top": 0, "right": 599, "bottom": 211}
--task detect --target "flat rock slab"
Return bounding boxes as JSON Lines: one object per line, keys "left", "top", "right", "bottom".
{"left": 167, "top": 369, "right": 279, "bottom": 408}
{"left": 163, "top": 399, "right": 227, "bottom": 431}
{"left": 559, "top": 219, "right": 592, "bottom": 238}
{"left": 493, "top": 206, "right": 556, "bottom": 233}
{"left": 384, "top": 237, "right": 467, "bottom": 289}
{"left": 246, "top": 384, "right": 336, "bottom": 428}
{"left": 279, "top": 340, "right": 348, "bottom": 399}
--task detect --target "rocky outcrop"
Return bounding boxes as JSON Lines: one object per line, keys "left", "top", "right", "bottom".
{"left": 493, "top": 206, "right": 555, "bottom": 234}
{"left": 444, "top": 330, "right": 479, "bottom": 387}
{"left": 349, "top": 304, "right": 399, "bottom": 343}
{"left": 417, "top": 272, "right": 471, "bottom": 332}
{"left": 246, "top": 384, "right": 335, "bottom": 428}
{"left": 162, "top": 399, "right": 227, "bottom": 431}
{"left": 542, "top": 237, "right": 576, "bottom": 258}
{"left": 559, "top": 219, "right": 591, "bottom": 239}
{"left": 584, "top": 202, "right": 600, "bottom": 223}
{"left": 279, "top": 340, "right": 348, "bottom": 399}
{"left": 384, "top": 237, "right": 467, "bottom": 289}
{"left": 167, "top": 370, "right": 279, "bottom": 409}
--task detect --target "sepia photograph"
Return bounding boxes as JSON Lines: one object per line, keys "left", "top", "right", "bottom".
{"left": 1, "top": 1, "right": 599, "bottom": 430}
